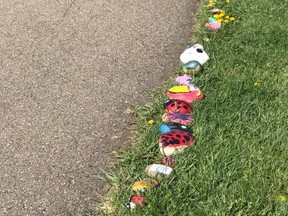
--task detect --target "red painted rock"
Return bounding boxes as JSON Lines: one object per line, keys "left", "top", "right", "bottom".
{"left": 159, "top": 131, "right": 195, "bottom": 156}
{"left": 163, "top": 99, "right": 193, "bottom": 113}
{"left": 162, "top": 156, "right": 176, "bottom": 167}
{"left": 125, "top": 195, "right": 146, "bottom": 209}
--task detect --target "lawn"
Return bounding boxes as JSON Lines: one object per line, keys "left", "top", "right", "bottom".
{"left": 100, "top": 0, "right": 288, "bottom": 215}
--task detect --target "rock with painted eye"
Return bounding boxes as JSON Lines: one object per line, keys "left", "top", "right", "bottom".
{"left": 159, "top": 131, "right": 195, "bottom": 156}
{"left": 180, "top": 44, "right": 209, "bottom": 65}
{"left": 162, "top": 112, "right": 193, "bottom": 125}
{"left": 159, "top": 122, "right": 193, "bottom": 134}
{"left": 163, "top": 99, "right": 193, "bottom": 113}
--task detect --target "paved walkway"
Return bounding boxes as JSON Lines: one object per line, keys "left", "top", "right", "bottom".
{"left": 0, "top": 0, "right": 199, "bottom": 215}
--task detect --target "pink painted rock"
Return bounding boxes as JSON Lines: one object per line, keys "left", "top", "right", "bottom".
{"left": 167, "top": 89, "right": 204, "bottom": 103}
{"left": 205, "top": 22, "right": 221, "bottom": 31}
{"left": 175, "top": 75, "right": 193, "bottom": 86}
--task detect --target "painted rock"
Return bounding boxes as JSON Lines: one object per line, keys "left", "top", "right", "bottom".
{"left": 180, "top": 44, "right": 209, "bottom": 65}
{"left": 145, "top": 164, "right": 174, "bottom": 179}
{"left": 167, "top": 89, "right": 204, "bottom": 103}
{"left": 162, "top": 156, "right": 176, "bottom": 167}
{"left": 159, "top": 122, "right": 192, "bottom": 134}
{"left": 169, "top": 86, "right": 190, "bottom": 93}
{"left": 162, "top": 112, "right": 193, "bottom": 125}
{"left": 159, "top": 131, "right": 195, "bottom": 156}
{"left": 181, "top": 60, "right": 203, "bottom": 74}
{"left": 205, "top": 22, "right": 221, "bottom": 31}
{"left": 208, "top": 17, "right": 217, "bottom": 23}
{"left": 175, "top": 75, "right": 192, "bottom": 86}
{"left": 205, "top": 2, "right": 214, "bottom": 9}
{"left": 211, "top": 8, "right": 221, "bottom": 14}
{"left": 164, "top": 99, "right": 193, "bottom": 113}
{"left": 131, "top": 179, "right": 159, "bottom": 192}
{"left": 188, "top": 43, "right": 204, "bottom": 49}
{"left": 125, "top": 195, "right": 146, "bottom": 209}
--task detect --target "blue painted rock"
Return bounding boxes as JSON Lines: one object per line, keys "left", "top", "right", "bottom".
{"left": 159, "top": 122, "right": 192, "bottom": 134}
{"left": 208, "top": 17, "right": 217, "bottom": 23}
{"left": 181, "top": 60, "right": 203, "bottom": 74}
{"left": 159, "top": 131, "right": 195, "bottom": 156}
{"left": 163, "top": 99, "right": 193, "bottom": 113}
{"left": 162, "top": 112, "right": 193, "bottom": 125}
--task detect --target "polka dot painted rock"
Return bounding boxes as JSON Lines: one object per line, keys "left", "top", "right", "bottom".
{"left": 163, "top": 99, "right": 193, "bottom": 113}
{"left": 159, "top": 131, "right": 195, "bottom": 156}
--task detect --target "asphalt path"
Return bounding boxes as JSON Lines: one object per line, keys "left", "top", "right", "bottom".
{"left": 0, "top": 0, "right": 199, "bottom": 215}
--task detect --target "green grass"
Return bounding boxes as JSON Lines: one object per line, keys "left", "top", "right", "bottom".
{"left": 102, "top": 0, "right": 288, "bottom": 215}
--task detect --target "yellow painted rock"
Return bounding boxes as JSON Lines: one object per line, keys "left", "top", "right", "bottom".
{"left": 131, "top": 179, "right": 158, "bottom": 192}
{"left": 169, "top": 86, "right": 190, "bottom": 93}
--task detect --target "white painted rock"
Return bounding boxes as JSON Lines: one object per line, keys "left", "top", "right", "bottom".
{"left": 180, "top": 44, "right": 209, "bottom": 65}
{"left": 145, "top": 164, "right": 174, "bottom": 179}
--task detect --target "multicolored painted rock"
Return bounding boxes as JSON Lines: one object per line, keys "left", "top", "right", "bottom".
{"left": 159, "top": 131, "right": 195, "bottom": 156}
{"left": 180, "top": 44, "right": 209, "bottom": 65}
{"left": 163, "top": 99, "right": 193, "bottom": 113}
{"left": 125, "top": 195, "right": 146, "bottom": 209}
{"left": 131, "top": 179, "right": 159, "bottom": 192}
{"left": 145, "top": 164, "right": 174, "bottom": 179}
{"left": 167, "top": 89, "right": 204, "bottom": 103}
{"left": 159, "top": 122, "right": 192, "bottom": 134}
{"left": 181, "top": 60, "right": 203, "bottom": 74}
{"left": 175, "top": 75, "right": 192, "bottom": 86}
{"left": 162, "top": 112, "right": 193, "bottom": 125}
